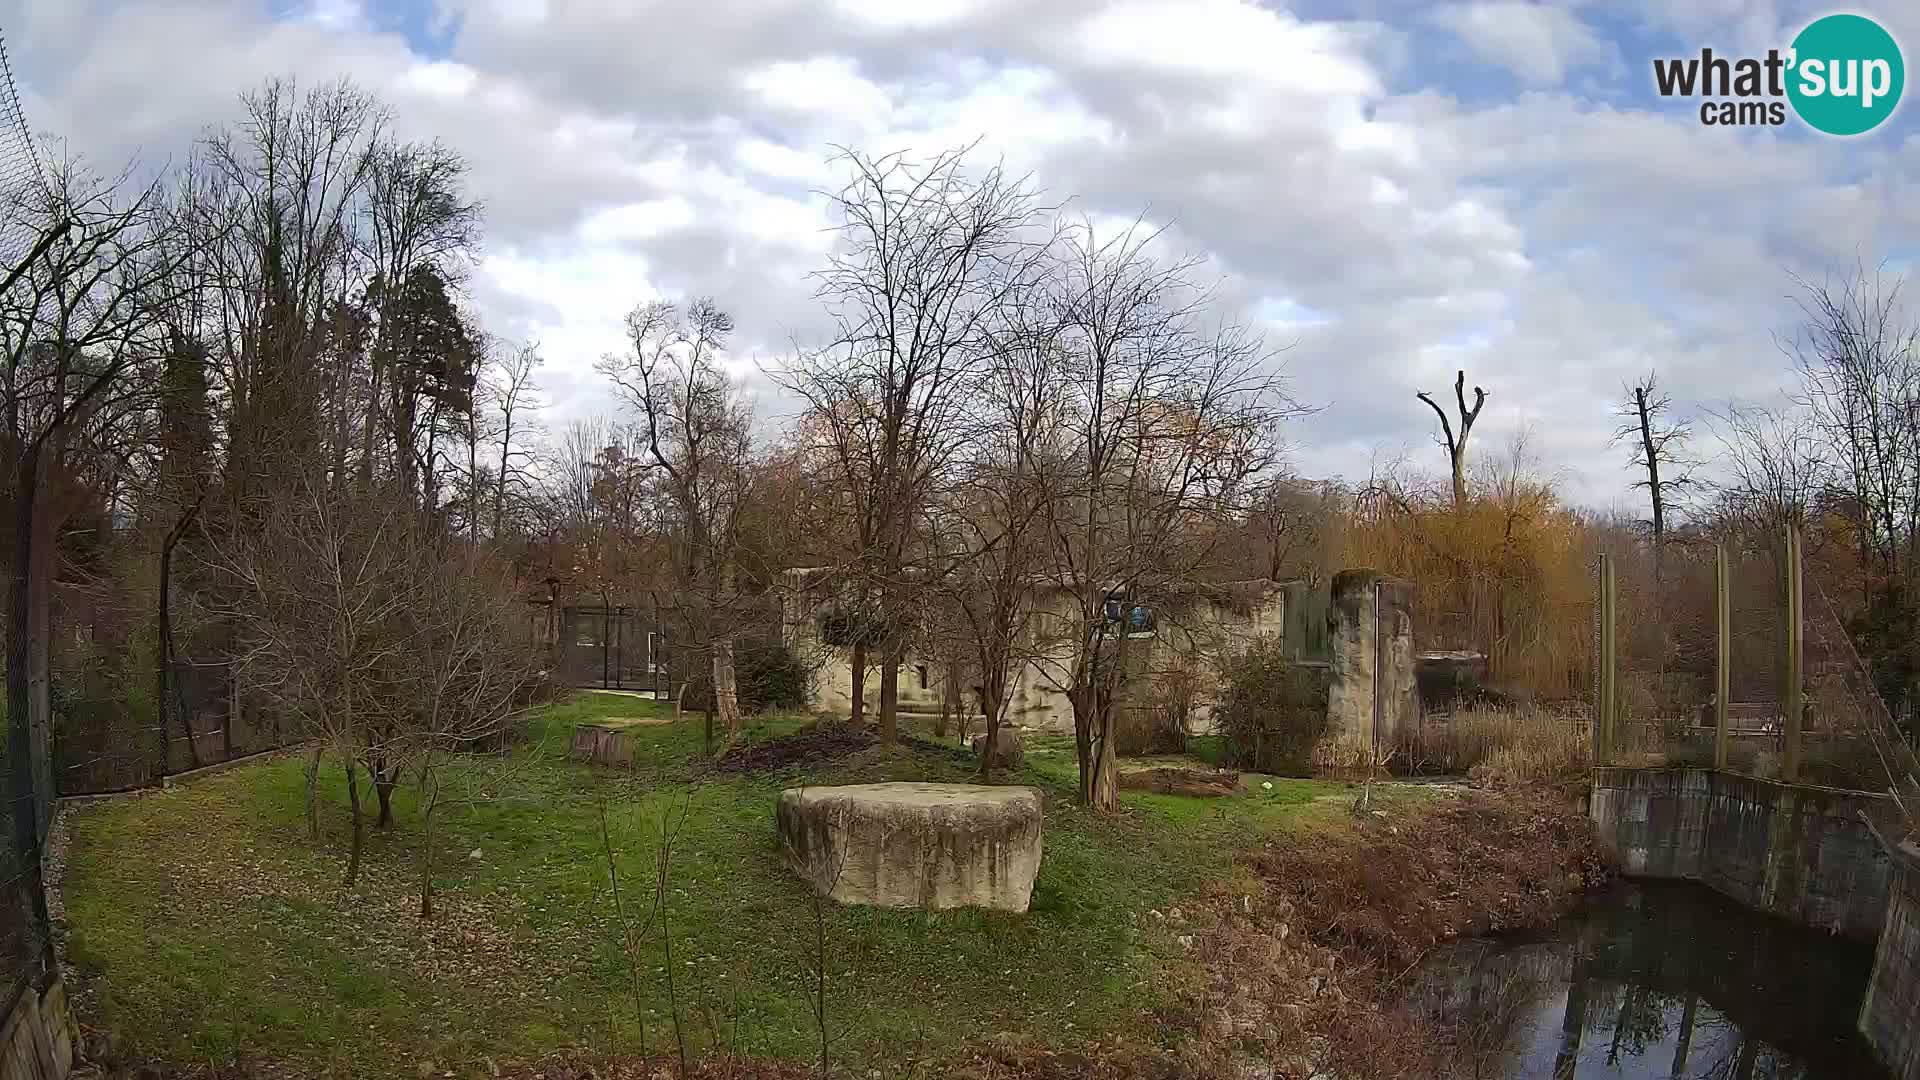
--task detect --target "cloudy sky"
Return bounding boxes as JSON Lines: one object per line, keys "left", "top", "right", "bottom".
{"left": 6, "top": 0, "right": 1918, "bottom": 511}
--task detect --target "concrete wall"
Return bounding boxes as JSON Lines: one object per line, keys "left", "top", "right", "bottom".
{"left": 1861, "top": 841, "right": 1920, "bottom": 1080}
{"left": 1589, "top": 767, "right": 1895, "bottom": 942}
{"left": 781, "top": 570, "right": 1292, "bottom": 736}
{"left": 0, "top": 977, "right": 73, "bottom": 1080}
{"left": 1320, "top": 570, "right": 1417, "bottom": 767}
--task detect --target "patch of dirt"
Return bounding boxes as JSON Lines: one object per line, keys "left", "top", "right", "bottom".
{"left": 1118, "top": 767, "right": 1241, "bottom": 797}
{"left": 495, "top": 1053, "right": 818, "bottom": 1080}
{"left": 710, "top": 722, "right": 878, "bottom": 773}
{"left": 710, "top": 722, "right": 980, "bottom": 776}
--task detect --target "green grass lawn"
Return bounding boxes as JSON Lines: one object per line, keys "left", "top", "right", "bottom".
{"left": 62, "top": 693, "right": 1348, "bottom": 1077}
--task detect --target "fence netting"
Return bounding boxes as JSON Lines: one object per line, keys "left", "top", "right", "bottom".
{"left": 0, "top": 23, "right": 58, "bottom": 1026}
{"left": 1603, "top": 537, "right": 1894, "bottom": 791}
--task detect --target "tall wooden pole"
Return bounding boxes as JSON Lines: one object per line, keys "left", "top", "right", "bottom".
{"left": 1597, "top": 553, "right": 1617, "bottom": 766}
{"left": 1784, "top": 524, "right": 1804, "bottom": 782}
{"left": 1714, "top": 543, "right": 1731, "bottom": 770}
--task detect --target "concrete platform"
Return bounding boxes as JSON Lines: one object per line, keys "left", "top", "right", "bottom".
{"left": 776, "top": 782, "right": 1043, "bottom": 912}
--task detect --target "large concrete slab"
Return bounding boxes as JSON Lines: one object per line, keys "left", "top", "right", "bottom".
{"left": 1589, "top": 766, "right": 1896, "bottom": 941}
{"left": 776, "top": 782, "right": 1043, "bottom": 912}
{"left": 1861, "top": 842, "right": 1920, "bottom": 1079}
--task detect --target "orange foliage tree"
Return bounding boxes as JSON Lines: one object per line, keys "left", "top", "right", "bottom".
{"left": 1342, "top": 438, "right": 1594, "bottom": 700}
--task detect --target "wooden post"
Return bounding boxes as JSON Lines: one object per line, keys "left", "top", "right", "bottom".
{"left": 1714, "top": 543, "right": 1731, "bottom": 770}
{"left": 1597, "top": 553, "right": 1617, "bottom": 766}
{"left": 1784, "top": 523, "right": 1804, "bottom": 782}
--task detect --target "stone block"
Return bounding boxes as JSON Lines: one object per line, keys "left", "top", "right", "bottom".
{"left": 776, "top": 782, "right": 1043, "bottom": 912}
{"left": 969, "top": 727, "right": 1023, "bottom": 768}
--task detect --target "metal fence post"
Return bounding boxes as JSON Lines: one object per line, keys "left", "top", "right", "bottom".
{"left": 1597, "top": 553, "right": 1616, "bottom": 766}
{"left": 1784, "top": 524, "right": 1804, "bottom": 782}
{"left": 1715, "top": 543, "right": 1731, "bottom": 771}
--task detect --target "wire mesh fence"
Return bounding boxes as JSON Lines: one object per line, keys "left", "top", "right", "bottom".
{"left": 0, "top": 32, "right": 43, "bottom": 269}
{"left": 1597, "top": 532, "right": 1900, "bottom": 793}
{"left": 0, "top": 22, "right": 60, "bottom": 1028}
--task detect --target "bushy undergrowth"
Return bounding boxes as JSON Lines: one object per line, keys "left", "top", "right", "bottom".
{"left": 678, "top": 641, "right": 811, "bottom": 715}
{"left": 1216, "top": 640, "right": 1329, "bottom": 776}
{"left": 1158, "top": 788, "right": 1613, "bottom": 1080}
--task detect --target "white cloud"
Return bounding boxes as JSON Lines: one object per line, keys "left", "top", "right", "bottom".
{"left": 3, "top": 0, "right": 1912, "bottom": 509}
{"left": 1432, "top": 2, "right": 1611, "bottom": 86}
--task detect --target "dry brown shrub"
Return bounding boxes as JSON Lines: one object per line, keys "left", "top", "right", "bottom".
{"left": 1247, "top": 790, "right": 1609, "bottom": 971}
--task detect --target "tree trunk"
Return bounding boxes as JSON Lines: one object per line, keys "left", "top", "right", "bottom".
{"left": 978, "top": 679, "right": 1004, "bottom": 783}
{"left": 849, "top": 643, "right": 868, "bottom": 726}
{"left": 1089, "top": 693, "right": 1119, "bottom": 811}
{"left": 156, "top": 497, "right": 207, "bottom": 778}
{"left": 375, "top": 773, "right": 396, "bottom": 829}
{"left": 418, "top": 753, "right": 440, "bottom": 918}
{"left": 1635, "top": 386, "right": 1666, "bottom": 583}
{"left": 370, "top": 737, "right": 404, "bottom": 829}
{"left": 305, "top": 745, "right": 323, "bottom": 842}
{"left": 936, "top": 666, "right": 958, "bottom": 739}
{"left": 344, "top": 752, "right": 365, "bottom": 888}
{"left": 1070, "top": 687, "right": 1095, "bottom": 804}
{"left": 710, "top": 559, "right": 742, "bottom": 739}
{"left": 878, "top": 643, "right": 900, "bottom": 745}
{"left": 710, "top": 637, "right": 741, "bottom": 739}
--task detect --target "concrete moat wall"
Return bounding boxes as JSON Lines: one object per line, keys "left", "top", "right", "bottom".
{"left": 1588, "top": 767, "right": 1895, "bottom": 942}
{"left": 1861, "top": 841, "right": 1920, "bottom": 1080}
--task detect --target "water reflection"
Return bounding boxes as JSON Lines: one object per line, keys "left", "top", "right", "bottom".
{"left": 1406, "top": 881, "right": 1887, "bottom": 1079}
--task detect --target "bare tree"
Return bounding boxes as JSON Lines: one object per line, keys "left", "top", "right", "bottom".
{"left": 1243, "top": 475, "right": 1343, "bottom": 586}
{"left": 1780, "top": 265, "right": 1920, "bottom": 713}
{"left": 200, "top": 78, "right": 385, "bottom": 504}
{"left": 599, "top": 298, "right": 753, "bottom": 741}
{"left": 406, "top": 546, "right": 543, "bottom": 914}
{"left": 1417, "top": 370, "right": 1487, "bottom": 508}
{"left": 926, "top": 293, "right": 1060, "bottom": 779}
{"left": 483, "top": 339, "right": 543, "bottom": 540}
{"left": 1703, "top": 400, "right": 1827, "bottom": 536}
{"left": 1611, "top": 371, "right": 1695, "bottom": 579}
{"left": 1032, "top": 220, "right": 1296, "bottom": 810}
{"left": 359, "top": 137, "right": 481, "bottom": 505}
{"left": 209, "top": 475, "right": 432, "bottom": 883}
{"left": 783, "top": 144, "right": 1052, "bottom": 744}
{"left": 545, "top": 416, "right": 651, "bottom": 680}
{"left": 2, "top": 150, "right": 193, "bottom": 855}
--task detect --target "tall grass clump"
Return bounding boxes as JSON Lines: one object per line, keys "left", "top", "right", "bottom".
{"left": 1396, "top": 705, "right": 1588, "bottom": 785}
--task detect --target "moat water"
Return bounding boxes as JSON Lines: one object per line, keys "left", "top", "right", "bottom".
{"left": 1407, "top": 880, "right": 1888, "bottom": 1079}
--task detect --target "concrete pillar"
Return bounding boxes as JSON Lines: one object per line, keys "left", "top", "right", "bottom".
{"left": 1324, "top": 569, "right": 1416, "bottom": 770}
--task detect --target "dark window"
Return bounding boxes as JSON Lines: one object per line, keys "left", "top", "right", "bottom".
{"left": 916, "top": 665, "right": 929, "bottom": 690}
